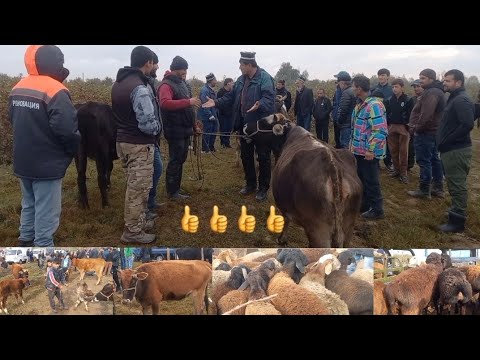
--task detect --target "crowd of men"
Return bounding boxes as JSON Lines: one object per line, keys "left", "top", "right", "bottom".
{"left": 8, "top": 45, "right": 479, "bottom": 246}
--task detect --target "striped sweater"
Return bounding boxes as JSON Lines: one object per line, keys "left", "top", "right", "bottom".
{"left": 350, "top": 96, "right": 388, "bottom": 159}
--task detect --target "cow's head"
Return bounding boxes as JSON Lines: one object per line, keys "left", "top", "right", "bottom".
{"left": 18, "top": 269, "right": 29, "bottom": 279}
{"left": 21, "top": 277, "right": 31, "bottom": 288}
{"left": 244, "top": 113, "right": 293, "bottom": 159}
{"left": 118, "top": 269, "right": 148, "bottom": 304}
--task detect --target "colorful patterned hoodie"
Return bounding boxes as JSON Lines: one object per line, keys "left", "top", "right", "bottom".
{"left": 350, "top": 96, "right": 388, "bottom": 159}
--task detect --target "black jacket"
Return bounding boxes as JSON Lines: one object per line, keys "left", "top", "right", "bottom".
{"left": 217, "top": 87, "right": 233, "bottom": 117}
{"left": 437, "top": 87, "right": 474, "bottom": 153}
{"left": 336, "top": 86, "right": 356, "bottom": 128}
{"left": 385, "top": 93, "right": 412, "bottom": 125}
{"left": 9, "top": 45, "right": 80, "bottom": 180}
{"left": 294, "top": 87, "right": 314, "bottom": 117}
{"left": 313, "top": 97, "right": 333, "bottom": 123}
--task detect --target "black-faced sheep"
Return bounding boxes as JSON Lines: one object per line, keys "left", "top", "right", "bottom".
{"left": 435, "top": 267, "right": 473, "bottom": 315}
{"left": 276, "top": 249, "right": 309, "bottom": 283}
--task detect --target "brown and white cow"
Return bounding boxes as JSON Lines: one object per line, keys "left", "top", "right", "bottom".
{"left": 12, "top": 263, "right": 29, "bottom": 279}
{"left": 74, "top": 282, "right": 95, "bottom": 312}
{"left": 0, "top": 278, "right": 31, "bottom": 314}
{"left": 71, "top": 258, "right": 106, "bottom": 285}
{"left": 118, "top": 260, "right": 212, "bottom": 315}
{"left": 247, "top": 114, "right": 363, "bottom": 248}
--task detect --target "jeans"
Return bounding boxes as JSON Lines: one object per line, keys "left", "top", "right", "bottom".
{"left": 296, "top": 113, "right": 312, "bottom": 132}
{"left": 201, "top": 118, "right": 217, "bottom": 151}
{"left": 18, "top": 178, "right": 62, "bottom": 247}
{"left": 126, "top": 255, "right": 134, "bottom": 269}
{"left": 414, "top": 133, "right": 443, "bottom": 185}
{"left": 339, "top": 127, "right": 351, "bottom": 149}
{"left": 356, "top": 156, "right": 384, "bottom": 213}
{"left": 147, "top": 145, "right": 163, "bottom": 210}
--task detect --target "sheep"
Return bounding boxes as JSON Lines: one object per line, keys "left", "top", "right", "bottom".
{"left": 351, "top": 268, "right": 373, "bottom": 285}
{"left": 267, "top": 271, "right": 332, "bottom": 315}
{"left": 217, "top": 290, "right": 249, "bottom": 315}
{"left": 325, "top": 269, "right": 373, "bottom": 315}
{"left": 216, "top": 250, "right": 237, "bottom": 265}
{"left": 215, "top": 263, "right": 232, "bottom": 271}
{"left": 235, "top": 251, "right": 273, "bottom": 263}
{"left": 237, "top": 259, "right": 280, "bottom": 300}
{"left": 245, "top": 301, "right": 281, "bottom": 315}
{"left": 435, "top": 267, "right": 473, "bottom": 315}
{"left": 211, "top": 265, "right": 251, "bottom": 306}
{"left": 374, "top": 281, "right": 388, "bottom": 315}
{"left": 276, "top": 249, "right": 309, "bottom": 283}
{"left": 337, "top": 250, "right": 356, "bottom": 270}
{"left": 383, "top": 253, "right": 451, "bottom": 315}
{"left": 458, "top": 265, "right": 480, "bottom": 296}
{"left": 300, "top": 249, "right": 334, "bottom": 264}
{"left": 299, "top": 254, "right": 349, "bottom": 315}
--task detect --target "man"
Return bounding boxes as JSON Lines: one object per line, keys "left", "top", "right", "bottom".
{"left": 146, "top": 51, "right": 164, "bottom": 220}
{"left": 276, "top": 79, "right": 292, "bottom": 112}
{"left": 198, "top": 73, "right": 219, "bottom": 153}
{"left": 111, "top": 248, "right": 121, "bottom": 290}
{"left": 335, "top": 71, "right": 356, "bottom": 149}
{"left": 312, "top": 88, "right": 333, "bottom": 142}
{"left": 371, "top": 68, "right": 393, "bottom": 171}
{"left": 437, "top": 69, "right": 475, "bottom": 233}
{"left": 384, "top": 78, "right": 413, "bottom": 184}
{"left": 9, "top": 45, "right": 80, "bottom": 247}
{"left": 331, "top": 81, "right": 343, "bottom": 148}
{"left": 159, "top": 56, "right": 201, "bottom": 200}
{"left": 203, "top": 51, "right": 275, "bottom": 201}
{"left": 350, "top": 75, "right": 388, "bottom": 220}
{"left": 45, "top": 259, "right": 68, "bottom": 313}
{"left": 407, "top": 79, "right": 424, "bottom": 169}
{"left": 217, "top": 78, "right": 234, "bottom": 148}
{"left": 293, "top": 75, "right": 314, "bottom": 131}
{"left": 111, "top": 45, "right": 161, "bottom": 244}
{"left": 407, "top": 68, "right": 445, "bottom": 199}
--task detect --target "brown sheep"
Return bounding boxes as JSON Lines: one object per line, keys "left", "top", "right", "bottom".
{"left": 245, "top": 301, "right": 281, "bottom": 315}
{"left": 374, "top": 262, "right": 385, "bottom": 279}
{"left": 217, "top": 290, "right": 249, "bottom": 315}
{"left": 267, "top": 271, "right": 332, "bottom": 315}
{"left": 459, "top": 265, "right": 480, "bottom": 296}
{"left": 300, "top": 249, "right": 334, "bottom": 264}
{"left": 374, "top": 281, "right": 388, "bottom": 315}
{"left": 384, "top": 253, "right": 451, "bottom": 315}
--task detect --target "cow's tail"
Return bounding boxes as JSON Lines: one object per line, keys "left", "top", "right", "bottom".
{"left": 204, "top": 284, "right": 209, "bottom": 314}
{"left": 329, "top": 152, "right": 344, "bottom": 247}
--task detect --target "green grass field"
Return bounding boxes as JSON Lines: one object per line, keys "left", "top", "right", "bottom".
{"left": 0, "top": 127, "right": 479, "bottom": 249}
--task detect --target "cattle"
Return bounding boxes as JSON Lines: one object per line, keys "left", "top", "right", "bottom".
{"left": 246, "top": 114, "right": 362, "bottom": 248}
{"left": 0, "top": 278, "right": 31, "bottom": 314}
{"left": 74, "top": 282, "right": 95, "bottom": 312}
{"left": 74, "top": 101, "right": 118, "bottom": 209}
{"left": 71, "top": 257, "right": 106, "bottom": 285}
{"left": 176, "top": 248, "right": 214, "bottom": 264}
{"left": 93, "top": 282, "right": 117, "bottom": 315}
{"left": 12, "top": 263, "right": 29, "bottom": 279}
{"left": 118, "top": 260, "right": 212, "bottom": 315}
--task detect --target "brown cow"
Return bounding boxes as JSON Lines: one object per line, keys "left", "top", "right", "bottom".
{"left": 0, "top": 278, "right": 31, "bottom": 314}
{"left": 12, "top": 263, "right": 29, "bottom": 279}
{"left": 71, "top": 258, "right": 106, "bottom": 285}
{"left": 246, "top": 115, "right": 362, "bottom": 248}
{"left": 118, "top": 260, "right": 212, "bottom": 315}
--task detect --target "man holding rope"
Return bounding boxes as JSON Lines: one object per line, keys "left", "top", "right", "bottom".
{"left": 203, "top": 51, "right": 275, "bottom": 201}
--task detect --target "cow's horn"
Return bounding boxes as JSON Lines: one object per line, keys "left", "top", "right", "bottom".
{"left": 273, "top": 124, "right": 284, "bottom": 136}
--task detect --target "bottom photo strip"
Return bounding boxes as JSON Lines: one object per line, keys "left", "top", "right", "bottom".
{"left": 0, "top": 247, "right": 478, "bottom": 316}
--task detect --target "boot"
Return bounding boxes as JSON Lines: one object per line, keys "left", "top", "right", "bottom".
{"left": 438, "top": 211, "right": 466, "bottom": 233}
{"left": 431, "top": 182, "right": 445, "bottom": 198}
{"left": 255, "top": 189, "right": 268, "bottom": 201}
{"left": 239, "top": 185, "right": 256, "bottom": 195}
{"left": 407, "top": 183, "right": 431, "bottom": 199}
{"left": 143, "top": 219, "right": 155, "bottom": 232}
{"left": 120, "top": 229, "right": 156, "bottom": 244}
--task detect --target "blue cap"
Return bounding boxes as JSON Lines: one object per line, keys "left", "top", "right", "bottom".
{"left": 334, "top": 71, "right": 351, "bottom": 81}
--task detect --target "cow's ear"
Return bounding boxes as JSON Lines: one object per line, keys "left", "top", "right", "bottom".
{"left": 273, "top": 124, "right": 284, "bottom": 136}
{"left": 134, "top": 272, "right": 148, "bottom": 281}
{"left": 324, "top": 262, "right": 333, "bottom": 276}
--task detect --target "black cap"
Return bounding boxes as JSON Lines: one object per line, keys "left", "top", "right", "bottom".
{"left": 298, "top": 75, "right": 307, "bottom": 82}
{"left": 206, "top": 72, "right": 216, "bottom": 82}
{"left": 170, "top": 56, "right": 188, "bottom": 71}
{"left": 334, "top": 71, "right": 351, "bottom": 81}
{"left": 239, "top": 51, "right": 256, "bottom": 62}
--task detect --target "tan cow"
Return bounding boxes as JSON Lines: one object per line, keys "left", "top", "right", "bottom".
{"left": 71, "top": 258, "right": 106, "bottom": 285}
{"left": 118, "top": 260, "right": 212, "bottom": 315}
{"left": 0, "top": 278, "right": 31, "bottom": 314}
{"left": 12, "top": 263, "right": 28, "bottom": 279}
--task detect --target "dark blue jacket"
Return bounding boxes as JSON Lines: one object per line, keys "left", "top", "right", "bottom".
{"left": 215, "top": 68, "right": 275, "bottom": 131}
{"left": 198, "top": 84, "right": 218, "bottom": 121}
{"left": 332, "top": 86, "right": 342, "bottom": 123}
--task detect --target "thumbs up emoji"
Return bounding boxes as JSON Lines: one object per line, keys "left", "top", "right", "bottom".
{"left": 238, "top": 206, "right": 255, "bottom": 233}
{"left": 182, "top": 206, "right": 199, "bottom": 233}
{"left": 267, "top": 206, "right": 284, "bottom": 233}
{"left": 210, "top": 205, "right": 228, "bottom": 233}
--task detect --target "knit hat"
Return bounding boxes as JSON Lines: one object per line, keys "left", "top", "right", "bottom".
{"left": 239, "top": 51, "right": 256, "bottom": 63}
{"left": 170, "top": 56, "right": 188, "bottom": 71}
{"left": 130, "top": 46, "right": 153, "bottom": 68}
{"left": 206, "top": 73, "right": 216, "bottom": 82}
{"left": 419, "top": 68, "right": 436, "bottom": 80}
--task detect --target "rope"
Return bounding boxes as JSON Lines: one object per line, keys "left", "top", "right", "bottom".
{"left": 222, "top": 294, "right": 278, "bottom": 315}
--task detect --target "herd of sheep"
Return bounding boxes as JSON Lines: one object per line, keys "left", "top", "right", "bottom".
{"left": 374, "top": 252, "right": 480, "bottom": 315}
{"left": 210, "top": 248, "right": 374, "bottom": 315}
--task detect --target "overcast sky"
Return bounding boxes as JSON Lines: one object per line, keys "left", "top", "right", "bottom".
{"left": 2, "top": 45, "right": 479, "bottom": 82}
